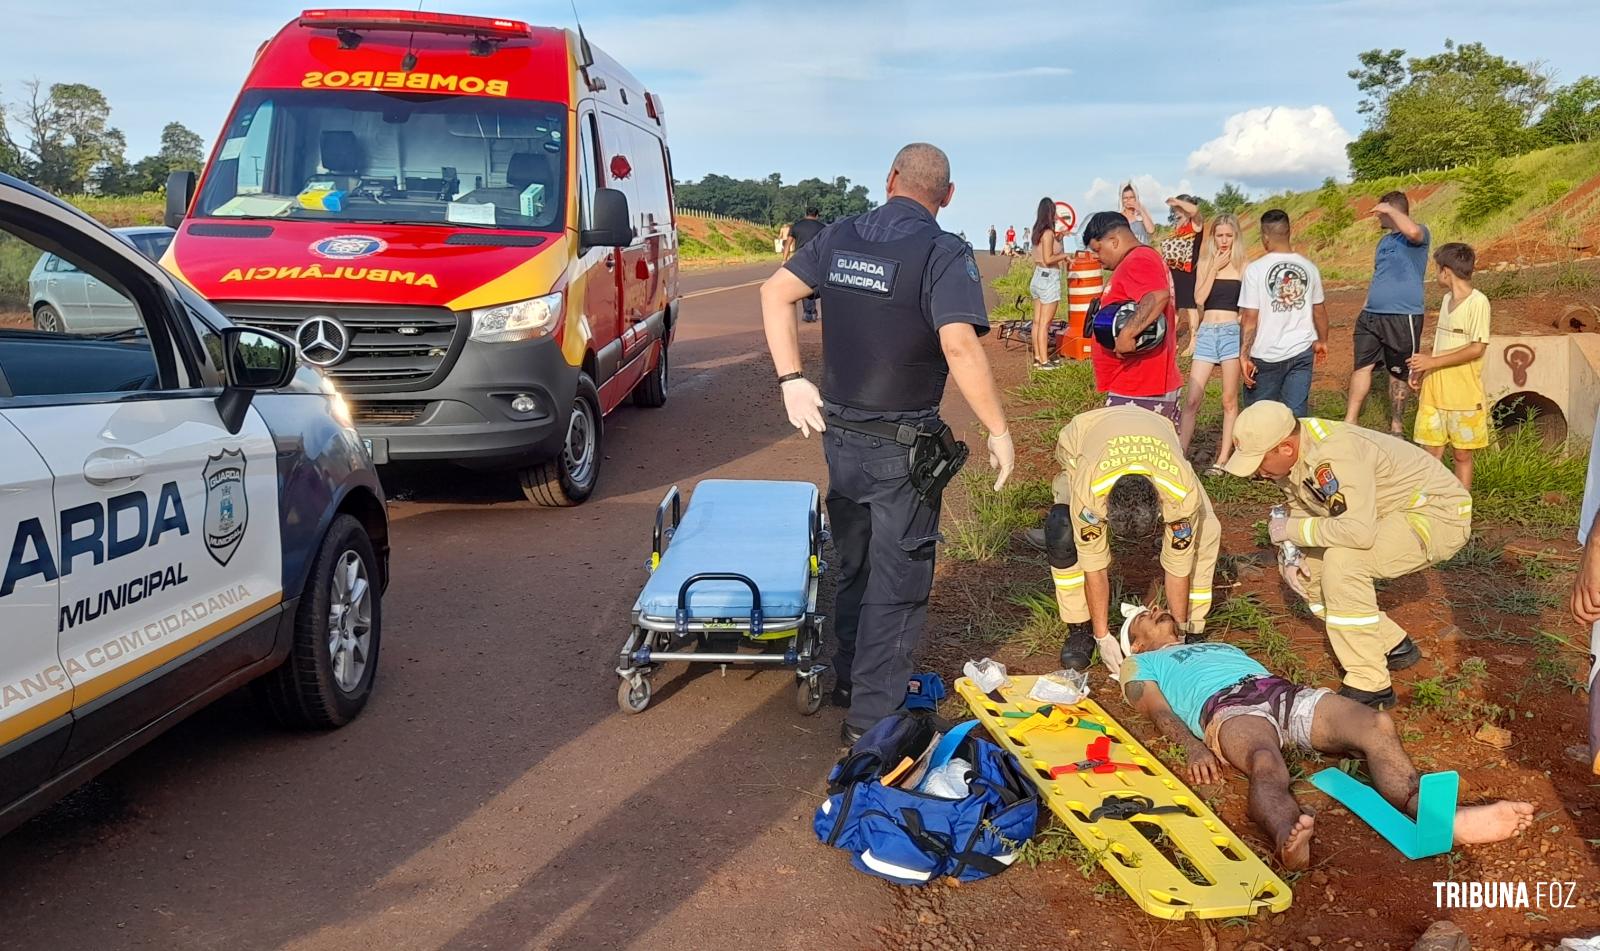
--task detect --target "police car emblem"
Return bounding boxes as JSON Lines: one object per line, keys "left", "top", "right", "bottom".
{"left": 203, "top": 450, "right": 249, "bottom": 567}
{"left": 1169, "top": 519, "right": 1193, "bottom": 551}
{"left": 310, "top": 235, "right": 387, "bottom": 260}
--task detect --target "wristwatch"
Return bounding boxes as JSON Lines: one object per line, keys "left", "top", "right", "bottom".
{"left": 777, "top": 372, "right": 805, "bottom": 384}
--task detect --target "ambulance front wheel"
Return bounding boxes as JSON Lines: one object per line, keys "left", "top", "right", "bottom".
{"left": 618, "top": 676, "right": 653, "bottom": 714}
{"left": 521, "top": 373, "right": 602, "bottom": 507}
{"left": 254, "top": 514, "right": 382, "bottom": 729}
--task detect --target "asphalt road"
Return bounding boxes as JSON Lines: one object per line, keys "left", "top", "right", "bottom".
{"left": 0, "top": 255, "right": 1014, "bottom": 951}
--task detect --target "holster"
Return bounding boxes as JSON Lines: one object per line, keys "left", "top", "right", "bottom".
{"left": 827, "top": 416, "right": 969, "bottom": 506}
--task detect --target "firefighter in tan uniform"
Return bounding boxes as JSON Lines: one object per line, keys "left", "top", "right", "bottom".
{"left": 1045, "top": 406, "right": 1220, "bottom": 674}
{"left": 1225, "top": 401, "right": 1472, "bottom": 708}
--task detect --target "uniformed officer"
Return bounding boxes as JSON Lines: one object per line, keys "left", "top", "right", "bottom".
{"left": 1224, "top": 400, "right": 1472, "bottom": 708}
{"left": 760, "top": 142, "right": 1015, "bottom": 745}
{"left": 1045, "top": 405, "right": 1220, "bottom": 675}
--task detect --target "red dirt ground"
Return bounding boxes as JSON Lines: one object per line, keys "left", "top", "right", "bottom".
{"left": 904, "top": 260, "right": 1600, "bottom": 950}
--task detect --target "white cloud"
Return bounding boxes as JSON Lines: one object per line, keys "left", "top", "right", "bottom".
{"left": 1185, "top": 105, "right": 1352, "bottom": 186}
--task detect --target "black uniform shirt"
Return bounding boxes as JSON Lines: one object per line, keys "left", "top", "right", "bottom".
{"left": 784, "top": 197, "right": 989, "bottom": 338}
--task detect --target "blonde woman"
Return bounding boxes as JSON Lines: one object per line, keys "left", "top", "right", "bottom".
{"left": 1028, "top": 197, "right": 1073, "bottom": 368}
{"left": 1178, "top": 213, "right": 1246, "bottom": 473}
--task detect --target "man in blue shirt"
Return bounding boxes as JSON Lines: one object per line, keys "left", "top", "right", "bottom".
{"left": 1345, "top": 191, "right": 1430, "bottom": 435}
{"left": 1119, "top": 602, "right": 1533, "bottom": 870}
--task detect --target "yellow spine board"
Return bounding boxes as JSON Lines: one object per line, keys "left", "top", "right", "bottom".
{"left": 955, "top": 676, "right": 1292, "bottom": 920}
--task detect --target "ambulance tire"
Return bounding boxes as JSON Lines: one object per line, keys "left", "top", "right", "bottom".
{"left": 632, "top": 341, "right": 668, "bottom": 408}
{"left": 254, "top": 515, "right": 382, "bottom": 729}
{"left": 521, "top": 374, "right": 602, "bottom": 506}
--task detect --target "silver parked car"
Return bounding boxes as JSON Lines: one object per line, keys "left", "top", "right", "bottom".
{"left": 27, "top": 225, "right": 175, "bottom": 332}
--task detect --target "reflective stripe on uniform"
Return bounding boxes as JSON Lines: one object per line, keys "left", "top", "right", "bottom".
{"left": 1299, "top": 518, "right": 1318, "bottom": 546}
{"left": 1188, "top": 588, "right": 1213, "bottom": 604}
{"left": 1305, "top": 418, "right": 1333, "bottom": 442}
{"left": 1089, "top": 464, "right": 1189, "bottom": 502}
{"left": 1308, "top": 602, "right": 1326, "bottom": 617}
{"left": 1052, "top": 567, "right": 1085, "bottom": 589}
{"left": 1458, "top": 502, "right": 1473, "bottom": 517}
{"left": 1406, "top": 512, "right": 1433, "bottom": 548}
{"left": 1325, "top": 612, "right": 1381, "bottom": 628}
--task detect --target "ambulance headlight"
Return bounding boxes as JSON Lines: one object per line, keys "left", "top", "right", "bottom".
{"left": 470, "top": 293, "right": 564, "bottom": 343}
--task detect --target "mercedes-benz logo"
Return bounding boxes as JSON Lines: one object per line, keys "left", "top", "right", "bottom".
{"left": 294, "top": 315, "right": 351, "bottom": 367}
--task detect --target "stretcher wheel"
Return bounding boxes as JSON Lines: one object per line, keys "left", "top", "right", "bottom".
{"left": 796, "top": 678, "right": 823, "bottom": 716}
{"left": 618, "top": 677, "right": 652, "bottom": 714}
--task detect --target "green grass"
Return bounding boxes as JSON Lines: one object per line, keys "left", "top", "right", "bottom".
{"left": 1441, "top": 534, "right": 1503, "bottom": 570}
{"left": 1012, "top": 360, "right": 1101, "bottom": 423}
{"left": 1201, "top": 472, "right": 1280, "bottom": 505}
{"left": 1472, "top": 421, "right": 1589, "bottom": 527}
{"left": 943, "top": 473, "right": 1052, "bottom": 563}
{"left": 1010, "top": 588, "right": 1067, "bottom": 657}
{"left": 1010, "top": 820, "right": 1106, "bottom": 875}
{"left": 1491, "top": 588, "right": 1558, "bottom": 616}
{"left": 1412, "top": 657, "right": 1502, "bottom": 724}
{"left": 1206, "top": 594, "right": 1309, "bottom": 682}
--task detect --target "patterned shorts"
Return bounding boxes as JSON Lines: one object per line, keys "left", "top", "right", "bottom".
{"left": 1199, "top": 675, "right": 1330, "bottom": 764}
{"left": 1105, "top": 390, "right": 1182, "bottom": 426}
{"left": 1414, "top": 401, "right": 1490, "bottom": 450}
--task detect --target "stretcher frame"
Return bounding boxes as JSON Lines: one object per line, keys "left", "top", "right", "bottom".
{"left": 615, "top": 484, "right": 829, "bottom": 715}
{"left": 956, "top": 675, "right": 1293, "bottom": 920}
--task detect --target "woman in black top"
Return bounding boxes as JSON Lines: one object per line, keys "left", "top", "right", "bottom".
{"left": 1178, "top": 213, "right": 1245, "bottom": 474}
{"left": 1161, "top": 195, "right": 1205, "bottom": 356}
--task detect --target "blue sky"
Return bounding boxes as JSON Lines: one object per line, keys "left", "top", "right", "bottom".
{"left": 3, "top": 0, "right": 1596, "bottom": 239}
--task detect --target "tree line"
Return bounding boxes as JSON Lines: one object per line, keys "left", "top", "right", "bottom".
{"left": 1346, "top": 39, "right": 1600, "bottom": 179}
{"left": 673, "top": 173, "right": 875, "bottom": 225}
{"left": 0, "top": 81, "right": 204, "bottom": 196}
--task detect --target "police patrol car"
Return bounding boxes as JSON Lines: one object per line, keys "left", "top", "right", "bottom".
{"left": 0, "top": 172, "right": 389, "bottom": 835}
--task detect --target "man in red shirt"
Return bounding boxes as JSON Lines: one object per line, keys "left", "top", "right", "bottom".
{"left": 1082, "top": 210, "right": 1182, "bottom": 424}
{"left": 1005, "top": 225, "right": 1016, "bottom": 251}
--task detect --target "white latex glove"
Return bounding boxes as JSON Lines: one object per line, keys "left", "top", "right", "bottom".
{"left": 987, "top": 430, "right": 1015, "bottom": 490}
{"left": 1280, "top": 561, "right": 1310, "bottom": 600}
{"left": 1268, "top": 509, "right": 1291, "bottom": 544}
{"left": 780, "top": 377, "right": 825, "bottom": 437}
{"left": 1095, "top": 633, "right": 1125, "bottom": 680}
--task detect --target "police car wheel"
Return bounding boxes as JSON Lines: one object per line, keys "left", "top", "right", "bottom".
{"left": 33, "top": 304, "right": 62, "bottom": 333}
{"left": 254, "top": 514, "right": 381, "bottom": 728}
{"left": 617, "top": 676, "right": 652, "bottom": 714}
{"left": 632, "top": 342, "right": 668, "bottom": 408}
{"left": 520, "top": 374, "right": 602, "bottom": 506}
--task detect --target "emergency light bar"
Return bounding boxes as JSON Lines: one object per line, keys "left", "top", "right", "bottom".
{"left": 299, "top": 9, "right": 532, "bottom": 38}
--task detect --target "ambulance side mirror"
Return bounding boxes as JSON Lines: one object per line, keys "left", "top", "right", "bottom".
{"left": 582, "top": 187, "right": 633, "bottom": 248}
{"left": 216, "top": 327, "right": 298, "bottom": 434}
{"left": 164, "top": 171, "right": 197, "bottom": 230}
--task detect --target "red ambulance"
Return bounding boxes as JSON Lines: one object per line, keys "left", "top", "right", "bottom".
{"left": 165, "top": 9, "right": 679, "bottom": 505}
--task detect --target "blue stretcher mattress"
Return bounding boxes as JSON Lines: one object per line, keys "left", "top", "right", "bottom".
{"left": 634, "top": 479, "right": 818, "bottom": 621}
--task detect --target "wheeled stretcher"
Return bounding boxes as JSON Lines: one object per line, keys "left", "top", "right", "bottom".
{"left": 616, "top": 480, "right": 828, "bottom": 715}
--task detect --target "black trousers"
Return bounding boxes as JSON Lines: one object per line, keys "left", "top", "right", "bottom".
{"left": 823, "top": 410, "right": 944, "bottom": 729}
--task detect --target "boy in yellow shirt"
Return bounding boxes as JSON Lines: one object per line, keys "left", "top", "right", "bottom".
{"left": 1408, "top": 243, "right": 1490, "bottom": 489}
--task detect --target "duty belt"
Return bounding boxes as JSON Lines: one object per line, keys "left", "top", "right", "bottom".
{"left": 826, "top": 414, "right": 970, "bottom": 505}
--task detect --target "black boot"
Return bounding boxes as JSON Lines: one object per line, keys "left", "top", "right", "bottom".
{"left": 830, "top": 683, "right": 852, "bottom": 708}
{"left": 1386, "top": 637, "right": 1422, "bottom": 671}
{"left": 1338, "top": 683, "right": 1398, "bottom": 710}
{"left": 1059, "top": 622, "right": 1096, "bottom": 671}
{"left": 840, "top": 721, "right": 866, "bottom": 746}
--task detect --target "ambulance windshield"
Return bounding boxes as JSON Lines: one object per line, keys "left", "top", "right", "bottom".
{"left": 195, "top": 89, "right": 567, "bottom": 231}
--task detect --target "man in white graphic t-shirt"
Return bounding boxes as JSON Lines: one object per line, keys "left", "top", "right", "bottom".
{"left": 1239, "top": 209, "right": 1329, "bottom": 417}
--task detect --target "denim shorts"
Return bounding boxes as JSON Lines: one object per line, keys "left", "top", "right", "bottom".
{"left": 1029, "top": 267, "right": 1061, "bottom": 303}
{"left": 1192, "top": 322, "right": 1240, "bottom": 363}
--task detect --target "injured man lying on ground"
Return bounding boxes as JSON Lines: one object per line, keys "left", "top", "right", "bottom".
{"left": 1116, "top": 603, "right": 1535, "bottom": 870}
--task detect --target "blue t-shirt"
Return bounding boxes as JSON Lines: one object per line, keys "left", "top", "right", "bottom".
{"left": 1121, "top": 642, "right": 1269, "bottom": 737}
{"left": 1364, "top": 225, "right": 1431, "bottom": 315}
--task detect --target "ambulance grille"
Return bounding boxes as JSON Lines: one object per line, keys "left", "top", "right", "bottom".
{"left": 350, "top": 401, "right": 429, "bottom": 425}
{"left": 219, "top": 303, "right": 463, "bottom": 392}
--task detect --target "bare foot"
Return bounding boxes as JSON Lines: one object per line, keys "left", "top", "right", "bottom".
{"left": 1452, "top": 801, "right": 1535, "bottom": 845}
{"left": 1277, "top": 813, "right": 1315, "bottom": 870}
